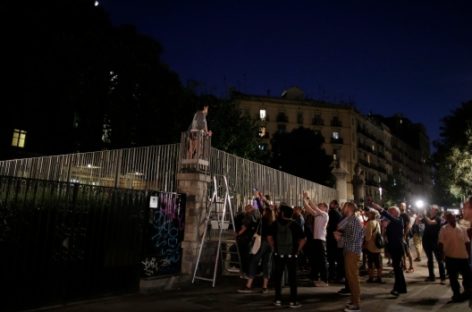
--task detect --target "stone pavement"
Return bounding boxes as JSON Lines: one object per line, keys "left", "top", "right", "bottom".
{"left": 32, "top": 259, "right": 471, "bottom": 312}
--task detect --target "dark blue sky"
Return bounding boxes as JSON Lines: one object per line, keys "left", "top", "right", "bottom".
{"left": 101, "top": 0, "right": 471, "bottom": 145}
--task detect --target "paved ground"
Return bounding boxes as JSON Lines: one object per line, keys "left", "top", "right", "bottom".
{"left": 33, "top": 259, "right": 471, "bottom": 312}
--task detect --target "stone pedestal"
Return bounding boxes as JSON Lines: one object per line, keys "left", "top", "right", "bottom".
{"left": 332, "top": 167, "right": 348, "bottom": 204}
{"left": 177, "top": 172, "right": 211, "bottom": 275}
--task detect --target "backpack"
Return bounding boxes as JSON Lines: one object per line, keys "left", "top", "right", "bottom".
{"left": 276, "top": 220, "right": 294, "bottom": 255}
{"left": 374, "top": 223, "right": 385, "bottom": 249}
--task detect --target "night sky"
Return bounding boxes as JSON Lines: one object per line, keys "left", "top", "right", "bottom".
{"left": 101, "top": 0, "right": 472, "bottom": 146}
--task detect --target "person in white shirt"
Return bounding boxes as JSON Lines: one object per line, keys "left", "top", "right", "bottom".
{"left": 438, "top": 212, "right": 471, "bottom": 303}
{"left": 303, "top": 192, "right": 330, "bottom": 287}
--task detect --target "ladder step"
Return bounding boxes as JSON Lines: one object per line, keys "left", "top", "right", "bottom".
{"left": 193, "top": 276, "right": 214, "bottom": 282}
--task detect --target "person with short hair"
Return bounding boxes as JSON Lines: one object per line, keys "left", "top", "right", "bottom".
{"left": 438, "top": 212, "right": 471, "bottom": 303}
{"left": 399, "top": 202, "right": 414, "bottom": 273}
{"left": 420, "top": 205, "right": 446, "bottom": 283}
{"left": 333, "top": 201, "right": 364, "bottom": 312}
{"left": 187, "top": 103, "right": 212, "bottom": 159}
{"left": 268, "top": 203, "right": 306, "bottom": 308}
{"left": 303, "top": 193, "right": 329, "bottom": 287}
{"left": 370, "top": 200, "right": 407, "bottom": 297}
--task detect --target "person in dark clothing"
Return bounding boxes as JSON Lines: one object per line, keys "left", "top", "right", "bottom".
{"left": 327, "top": 199, "right": 343, "bottom": 282}
{"left": 420, "top": 205, "right": 446, "bottom": 283}
{"left": 236, "top": 204, "right": 258, "bottom": 276}
{"left": 370, "top": 200, "right": 407, "bottom": 297}
{"left": 268, "top": 203, "right": 306, "bottom": 308}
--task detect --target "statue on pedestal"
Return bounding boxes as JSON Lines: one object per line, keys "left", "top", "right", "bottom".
{"left": 352, "top": 163, "right": 365, "bottom": 204}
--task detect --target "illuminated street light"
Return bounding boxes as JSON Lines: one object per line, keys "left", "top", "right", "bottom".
{"left": 94, "top": 1, "right": 100, "bottom": 7}
{"left": 415, "top": 199, "right": 425, "bottom": 209}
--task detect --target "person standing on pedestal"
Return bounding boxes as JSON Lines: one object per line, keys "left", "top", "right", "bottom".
{"left": 187, "top": 103, "right": 212, "bottom": 159}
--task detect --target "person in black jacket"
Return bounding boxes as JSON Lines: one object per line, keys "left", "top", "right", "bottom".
{"left": 327, "top": 199, "right": 343, "bottom": 282}
{"left": 370, "top": 200, "right": 407, "bottom": 297}
{"left": 420, "top": 205, "right": 446, "bottom": 283}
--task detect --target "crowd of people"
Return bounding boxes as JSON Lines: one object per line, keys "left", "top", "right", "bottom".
{"left": 234, "top": 192, "right": 472, "bottom": 312}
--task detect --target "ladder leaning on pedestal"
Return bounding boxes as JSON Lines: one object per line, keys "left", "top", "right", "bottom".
{"left": 192, "top": 175, "right": 241, "bottom": 287}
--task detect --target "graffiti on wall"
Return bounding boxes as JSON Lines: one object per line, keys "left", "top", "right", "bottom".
{"left": 141, "top": 192, "right": 186, "bottom": 277}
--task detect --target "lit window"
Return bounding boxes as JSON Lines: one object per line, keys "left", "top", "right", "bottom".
{"left": 259, "top": 127, "right": 267, "bottom": 137}
{"left": 259, "top": 109, "right": 267, "bottom": 121}
{"left": 12, "top": 129, "right": 27, "bottom": 148}
{"left": 371, "top": 145, "right": 375, "bottom": 151}
{"left": 332, "top": 131, "right": 340, "bottom": 140}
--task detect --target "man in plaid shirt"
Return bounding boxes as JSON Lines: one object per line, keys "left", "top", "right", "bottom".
{"left": 334, "top": 202, "right": 364, "bottom": 312}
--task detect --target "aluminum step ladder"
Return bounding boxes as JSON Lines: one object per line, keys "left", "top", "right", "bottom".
{"left": 192, "top": 175, "right": 241, "bottom": 287}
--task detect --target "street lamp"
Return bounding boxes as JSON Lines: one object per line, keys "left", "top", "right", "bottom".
{"left": 415, "top": 199, "right": 425, "bottom": 209}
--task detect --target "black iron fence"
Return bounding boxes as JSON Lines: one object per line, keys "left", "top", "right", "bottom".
{"left": 0, "top": 176, "right": 185, "bottom": 311}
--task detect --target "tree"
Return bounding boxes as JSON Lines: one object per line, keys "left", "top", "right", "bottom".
{"left": 3, "top": 0, "right": 194, "bottom": 158}
{"left": 382, "top": 174, "right": 408, "bottom": 207}
{"left": 433, "top": 100, "right": 472, "bottom": 205}
{"left": 270, "top": 127, "right": 334, "bottom": 186}
{"left": 204, "top": 95, "right": 267, "bottom": 161}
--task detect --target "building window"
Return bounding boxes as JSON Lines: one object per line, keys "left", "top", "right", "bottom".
{"left": 276, "top": 112, "right": 288, "bottom": 123}
{"left": 259, "top": 126, "right": 269, "bottom": 138}
{"left": 331, "top": 116, "right": 342, "bottom": 127}
{"left": 312, "top": 114, "right": 324, "bottom": 125}
{"left": 12, "top": 129, "right": 27, "bottom": 148}
{"left": 331, "top": 131, "right": 343, "bottom": 144}
{"left": 259, "top": 109, "right": 267, "bottom": 121}
{"left": 297, "top": 112, "right": 303, "bottom": 124}
{"left": 258, "top": 143, "right": 268, "bottom": 151}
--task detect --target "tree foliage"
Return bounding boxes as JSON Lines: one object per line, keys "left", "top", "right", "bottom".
{"left": 382, "top": 174, "right": 408, "bottom": 206}
{"left": 203, "top": 95, "right": 268, "bottom": 161}
{"left": 433, "top": 100, "right": 472, "bottom": 204}
{"left": 270, "top": 127, "right": 334, "bottom": 186}
{"left": 4, "top": 0, "right": 192, "bottom": 158}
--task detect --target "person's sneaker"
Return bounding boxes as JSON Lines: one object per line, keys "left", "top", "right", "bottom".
{"left": 227, "top": 266, "right": 240, "bottom": 273}
{"left": 390, "top": 290, "right": 400, "bottom": 297}
{"left": 424, "top": 276, "right": 435, "bottom": 282}
{"left": 314, "top": 281, "right": 329, "bottom": 287}
{"left": 366, "top": 278, "right": 374, "bottom": 283}
{"left": 237, "top": 286, "right": 253, "bottom": 294}
{"left": 440, "top": 279, "right": 447, "bottom": 285}
{"left": 375, "top": 278, "right": 385, "bottom": 284}
{"left": 414, "top": 257, "right": 421, "bottom": 262}
{"left": 261, "top": 288, "right": 269, "bottom": 294}
{"left": 337, "top": 288, "right": 351, "bottom": 296}
{"left": 344, "top": 305, "right": 361, "bottom": 312}
{"left": 273, "top": 300, "right": 282, "bottom": 306}
{"left": 288, "top": 302, "right": 302, "bottom": 309}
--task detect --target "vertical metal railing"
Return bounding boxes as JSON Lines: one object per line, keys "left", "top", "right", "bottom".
{"left": 0, "top": 144, "right": 180, "bottom": 192}
{"left": 0, "top": 142, "right": 337, "bottom": 207}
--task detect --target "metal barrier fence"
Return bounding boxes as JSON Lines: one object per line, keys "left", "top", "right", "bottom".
{"left": 210, "top": 149, "right": 337, "bottom": 210}
{"left": 0, "top": 144, "right": 180, "bottom": 192}
{"left": 0, "top": 176, "right": 148, "bottom": 311}
{"left": 0, "top": 139, "right": 337, "bottom": 210}
{"left": 0, "top": 175, "right": 186, "bottom": 311}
